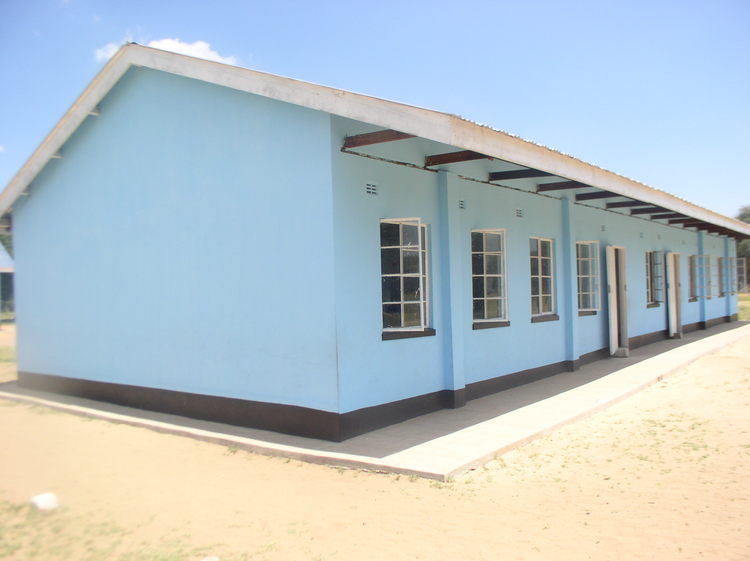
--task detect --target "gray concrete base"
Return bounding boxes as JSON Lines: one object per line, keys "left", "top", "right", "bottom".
{"left": 2, "top": 323, "right": 749, "bottom": 481}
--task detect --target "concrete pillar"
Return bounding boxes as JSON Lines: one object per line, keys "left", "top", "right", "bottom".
{"left": 560, "top": 197, "right": 578, "bottom": 369}
{"left": 698, "top": 231, "right": 707, "bottom": 328}
{"left": 437, "top": 171, "right": 466, "bottom": 407}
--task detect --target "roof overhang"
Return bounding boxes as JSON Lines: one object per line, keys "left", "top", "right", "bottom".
{"left": 3, "top": 43, "right": 749, "bottom": 239}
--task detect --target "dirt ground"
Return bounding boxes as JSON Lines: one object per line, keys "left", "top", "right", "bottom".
{"left": 0, "top": 332, "right": 749, "bottom": 561}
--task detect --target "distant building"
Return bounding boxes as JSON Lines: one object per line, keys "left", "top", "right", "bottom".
{"left": 2, "top": 44, "right": 748, "bottom": 440}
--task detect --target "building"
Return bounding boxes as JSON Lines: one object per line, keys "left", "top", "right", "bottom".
{"left": 2, "top": 44, "right": 748, "bottom": 441}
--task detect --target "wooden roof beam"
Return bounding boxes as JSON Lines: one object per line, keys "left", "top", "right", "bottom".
{"left": 630, "top": 206, "right": 668, "bottom": 215}
{"left": 342, "top": 129, "right": 415, "bottom": 149}
{"left": 575, "top": 190, "right": 619, "bottom": 201}
{"left": 650, "top": 213, "right": 684, "bottom": 219}
{"left": 489, "top": 169, "right": 554, "bottom": 181}
{"left": 536, "top": 181, "right": 588, "bottom": 192}
{"left": 424, "top": 150, "right": 489, "bottom": 167}
{"left": 669, "top": 218, "right": 698, "bottom": 224}
{"left": 606, "top": 200, "right": 651, "bottom": 209}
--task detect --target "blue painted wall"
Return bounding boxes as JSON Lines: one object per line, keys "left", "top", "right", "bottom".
{"left": 329, "top": 115, "right": 738, "bottom": 413}
{"left": 14, "top": 68, "right": 340, "bottom": 411}
{"left": 12, "top": 72, "right": 739, "bottom": 417}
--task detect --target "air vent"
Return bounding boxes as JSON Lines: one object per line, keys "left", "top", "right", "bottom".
{"left": 515, "top": 208, "right": 524, "bottom": 218}
{"left": 458, "top": 199, "right": 466, "bottom": 210}
{"left": 365, "top": 183, "right": 378, "bottom": 196}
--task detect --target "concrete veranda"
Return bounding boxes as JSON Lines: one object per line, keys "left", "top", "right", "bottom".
{"left": 1, "top": 321, "right": 748, "bottom": 480}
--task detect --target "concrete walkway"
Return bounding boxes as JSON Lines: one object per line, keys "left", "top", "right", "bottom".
{"left": 2, "top": 322, "right": 749, "bottom": 481}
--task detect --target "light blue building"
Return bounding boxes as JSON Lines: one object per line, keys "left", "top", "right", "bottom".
{"left": 2, "top": 44, "right": 748, "bottom": 440}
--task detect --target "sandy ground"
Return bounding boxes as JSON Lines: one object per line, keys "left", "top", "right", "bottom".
{"left": 0, "top": 334, "right": 749, "bottom": 560}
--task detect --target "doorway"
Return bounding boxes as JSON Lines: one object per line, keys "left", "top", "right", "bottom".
{"left": 606, "top": 246, "right": 628, "bottom": 357}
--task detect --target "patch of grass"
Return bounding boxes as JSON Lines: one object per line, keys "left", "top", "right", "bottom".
{"left": 739, "top": 292, "right": 750, "bottom": 321}
{"left": 0, "top": 499, "right": 227, "bottom": 561}
{"left": 0, "top": 346, "right": 16, "bottom": 363}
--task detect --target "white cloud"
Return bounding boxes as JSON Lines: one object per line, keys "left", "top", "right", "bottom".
{"left": 0, "top": 145, "right": 5, "bottom": 153}
{"left": 93, "top": 38, "right": 237, "bottom": 66}
{"left": 146, "top": 38, "right": 237, "bottom": 65}
{"left": 94, "top": 42, "right": 119, "bottom": 62}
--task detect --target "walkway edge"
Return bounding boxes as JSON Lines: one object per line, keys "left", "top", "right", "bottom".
{"left": 2, "top": 324, "right": 749, "bottom": 481}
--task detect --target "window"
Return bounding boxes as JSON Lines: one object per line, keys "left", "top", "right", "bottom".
{"left": 645, "top": 251, "right": 663, "bottom": 306}
{"left": 472, "top": 230, "right": 508, "bottom": 325}
{"left": 736, "top": 257, "right": 747, "bottom": 293}
{"left": 530, "top": 237, "right": 555, "bottom": 317}
{"left": 380, "top": 219, "right": 430, "bottom": 333}
{"left": 688, "top": 255, "right": 699, "bottom": 301}
{"left": 718, "top": 257, "right": 726, "bottom": 297}
{"left": 705, "top": 257, "right": 712, "bottom": 299}
{"left": 576, "top": 241, "right": 599, "bottom": 313}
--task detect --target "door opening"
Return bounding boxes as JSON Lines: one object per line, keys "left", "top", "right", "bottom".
{"left": 606, "top": 246, "right": 629, "bottom": 357}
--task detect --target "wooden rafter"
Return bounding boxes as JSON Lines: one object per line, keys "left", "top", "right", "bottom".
{"left": 575, "top": 190, "right": 619, "bottom": 201}
{"left": 650, "top": 213, "right": 684, "bottom": 220}
{"left": 536, "top": 181, "right": 588, "bottom": 192}
{"left": 629, "top": 207, "right": 667, "bottom": 215}
{"left": 669, "top": 218, "right": 698, "bottom": 224}
{"left": 342, "top": 129, "right": 415, "bottom": 149}
{"left": 606, "top": 201, "right": 650, "bottom": 209}
{"left": 488, "top": 169, "right": 553, "bottom": 181}
{"left": 424, "top": 150, "right": 489, "bottom": 167}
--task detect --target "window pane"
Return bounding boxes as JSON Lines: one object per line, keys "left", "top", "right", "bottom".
{"left": 579, "top": 259, "right": 590, "bottom": 276}
{"left": 471, "top": 232, "right": 483, "bottom": 252}
{"left": 530, "top": 258, "right": 539, "bottom": 276}
{"left": 531, "top": 297, "right": 540, "bottom": 315}
{"left": 383, "top": 304, "right": 401, "bottom": 328}
{"left": 381, "top": 248, "right": 400, "bottom": 274}
{"left": 486, "top": 298, "right": 501, "bottom": 319}
{"left": 531, "top": 277, "right": 539, "bottom": 296}
{"left": 542, "top": 295, "right": 552, "bottom": 313}
{"left": 580, "top": 277, "right": 590, "bottom": 293}
{"left": 485, "top": 233, "right": 502, "bottom": 252}
{"left": 530, "top": 238, "right": 539, "bottom": 256}
{"left": 541, "top": 277, "right": 552, "bottom": 296}
{"left": 472, "top": 254, "right": 483, "bottom": 275}
{"left": 485, "top": 254, "right": 501, "bottom": 275}
{"left": 403, "top": 277, "right": 421, "bottom": 301}
{"left": 402, "top": 224, "right": 419, "bottom": 247}
{"left": 540, "top": 240, "right": 551, "bottom": 257}
{"left": 473, "top": 277, "right": 485, "bottom": 298}
{"left": 486, "top": 277, "right": 500, "bottom": 298}
{"left": 541, "top": 257, "right": 551, "bottom": 276}
{"left": 403, "top": 304, "right": 422, "bottom": 326}
{"left": 473, "top": 299, "right": 484, "bottom": 320}
{"left": 382, "top": 277, "right": 401, "bottom": 303}
{"left": 380, "top": 222, "right": 400, "bottom": 247}
{"left": 402, "top": 250, "right": 420, "bottom": 274}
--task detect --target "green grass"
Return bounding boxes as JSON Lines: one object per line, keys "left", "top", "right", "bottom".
{"left": 0, "top": 346, "right": 16, "bottom": 363}
{"left": 739, "top": 292, "right": 750, "bottom": 321}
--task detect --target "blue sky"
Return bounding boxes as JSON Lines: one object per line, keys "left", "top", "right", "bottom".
{"left": 1, "top": 0, "right": 748, "bottom": 218}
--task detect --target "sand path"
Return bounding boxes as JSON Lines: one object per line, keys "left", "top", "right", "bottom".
{"left": 1, "top": 334, "right": 749, "bottom": 560}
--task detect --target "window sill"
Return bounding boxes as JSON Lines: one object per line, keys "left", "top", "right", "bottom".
{"left": 646, "top": 302, "right": 661, "bottom": 308}
{"left": 473, "top": 320, "right": 510, "bottom": 330}
{"left": 578, "top": 310, "right": 597, "bottom": 317}
{"left": 531, "top": 314, "right": 559, "bottom": 324}
{"left": 688, "top": 297, "right": 698, "bottom": 303}
{"left": 382, "top": 328, "right": 436, "bottom": 341}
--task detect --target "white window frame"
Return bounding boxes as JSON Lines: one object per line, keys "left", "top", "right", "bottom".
{"left": 736, "top": 257, "right": 747, "bottom": 293}
{"left": 530, "top": 237, "right": 555, "bottom": 317}
{"left": 576, "top": 241, "right": 600, "bottom": 312}
{"left": 380, "top": 218, "right": 429, "bottom": 331}
{"left": 688, "top": 254, "right": 699, "bottom": 300}
{"left": 471, "top": 229, "right": 508, "bottom": 323}
{"left": 645, "top": 251, "right": 664, "bottom": 305}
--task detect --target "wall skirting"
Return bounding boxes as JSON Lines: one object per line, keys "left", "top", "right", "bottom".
{"left": 17, "top": 314, "right": 739, "bottom": 441}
